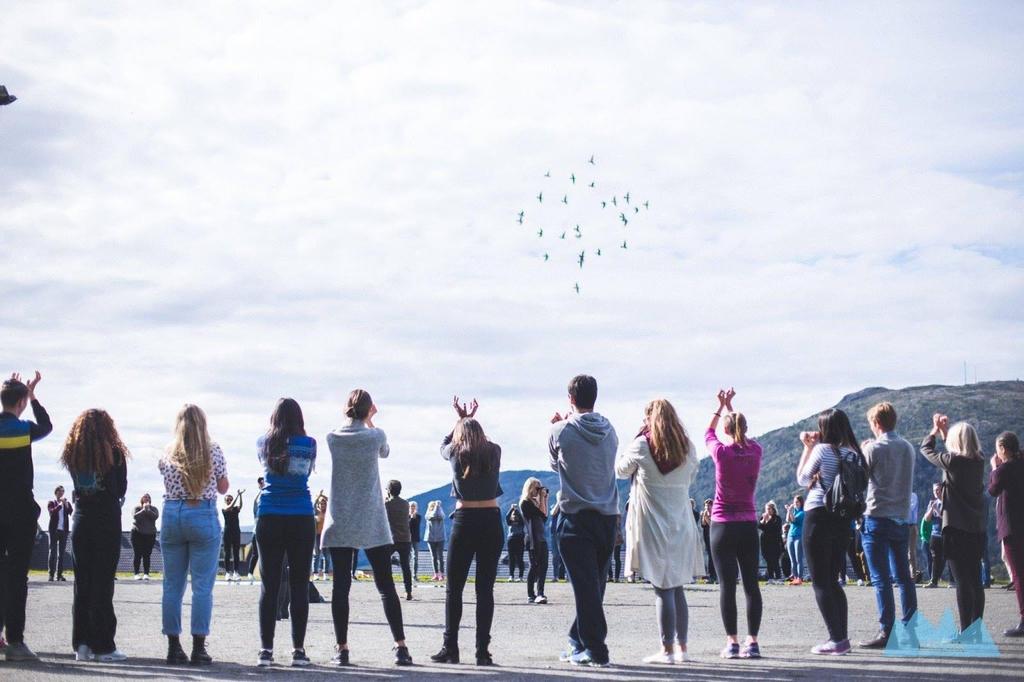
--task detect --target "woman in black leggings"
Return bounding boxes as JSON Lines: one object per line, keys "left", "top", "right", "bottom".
{"left": 705, "top": 389, "right": 763, "bottom": 659}
{"left": 796, "top": 408, "right": 863, "bottom": 656}
{"left": 921, "top": 414, "right": 987, "bottom": 637}
{"left": 758, "top": 502, "right": 784, "bottom": 581}
{"left": 505, "top": 504, "right": 526, "bottom": 581}
{"left": 520, "top": 478, "right": 549, "bottom": 604}
{"left": 430, "top": 397, "right": 504, "bottom": 666}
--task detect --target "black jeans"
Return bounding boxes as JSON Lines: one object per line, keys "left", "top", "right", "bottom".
{"left": 131, "top": 531, "right": 156, "bottom": 574}
{"left": 224, "top": 531, "right": 242, "bottom": 574}
{"left": 507, "top": 535, "right": 526, "bottom": 579}
{"left": 804, "top": 508, "right": 851, "bottom": 642}
{"left": 390, "top": 542, "right": 413, "bottom": 595}
{"left": 703, "top": 525, "right": 717, "bottom": 582}
{"left": 710, "top": 521, "right": 762, "bottom": 636}
{"left": 48, "top": 529, "right": 68, "bottom": 578}
{"left": 256, "top": 515, "right": 315, "bottom": 649}
{"left": 943, "top": 527, "right": 986, "bottom": 631}
{"left": 608, "top": 545, "right": 623, "bottom": 581}
{"left": 444, "top": 509, "right": 504, "bottom": 651}
{"left": 329, "top": 545, "right": 405, "bottom": 645}
{"left": 761, "top": 541, "right": 783, "bottom": 580}
{"left": 429, "top": 542, "right": 445, "bottom": 574}
{"left": 0, "top": 503, "right": 39, "bottom": 644}
{"left": 527, "top": 544, "right": 548, "bottom": 599}
{"left": 929, "top": 535, "right": 946, "bottom": 585}
{"left": 248, "top": 538, "right": 259, "bottom": 576}
{"left": 71, "top": 510, "right": 121, "bottom": 654}
{"left": 556, "top": 511, "right": 617, "bottom": 663}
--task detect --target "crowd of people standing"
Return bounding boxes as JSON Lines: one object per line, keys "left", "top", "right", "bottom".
{"left": 1, "top": 371, "right": 1022, "bottom": 669}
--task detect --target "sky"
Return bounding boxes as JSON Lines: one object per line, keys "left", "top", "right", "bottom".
{"left": 2, "top": 1, "right": 1023, "bottom": 529}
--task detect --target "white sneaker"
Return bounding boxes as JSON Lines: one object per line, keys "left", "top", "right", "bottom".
{"left": 533, "top": 595, "right": 548, "bottom": 604}
{"left": 143, "top": 574, "right": 151, "bottom": 581}
{"left": 673, "top": 647, "right": 692, "bottom": 663}
{"left": 76, "top": 644, "right": 94, "bottom": 661}
{"left": 96, "top": 649, "right": 128, "bottom": 662}
{"left": 857, "top": 579, "right": 865, "bottom": 586}
{"left": 133, "top": 574, "right": 143, "bottom": 581}
{"left": 642, "top": 651, "right": 674, "bottom": 664}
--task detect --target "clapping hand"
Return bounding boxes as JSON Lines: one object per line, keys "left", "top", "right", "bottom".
{"left": 932, "top": 413, "right": 949, "bottom": 438}
{"left": 724, "top": 387, "right": 736, "bottom": 411}
{"left": 800, "top": 431, "right": 820, "bottom": 448}
{"left": 550, "top": 411, "right": 566, "bottom": 424}
{"left": 10, "top": 371, "right": 42, "bottom": 399}
{"left": 453, "top": 395, "right": 479, "bottom": 419}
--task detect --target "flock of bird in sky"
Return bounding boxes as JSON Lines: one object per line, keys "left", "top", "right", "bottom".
{"left": 517, "top": 155, "right": 650, "bottom": 294}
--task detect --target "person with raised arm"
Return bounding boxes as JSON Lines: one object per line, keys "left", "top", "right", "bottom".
{"left": 221, "top": 489, "right": 244, "bottom": 581}
{"left": 426, "top": 500, "right": 447, "bottom": 581}
{"left": 796, "top": 408, "right": 863, "bottom": 656}
{"left": 159, "top": 404, "right": 230, "bottom": 665}
{"left": 0, "top": 371, "right": 52, "bottom": 662}
{"left": 320, "top": 390, "right": 412, "bottom": 667}
{"left": 430, "top": 396, "right": 504, "bottom": 666}
{"left": 61, "top": 409, "right": 130, "bottom": 663}
{"left": 313, "top": 491, "right": 330, "bottom": 580}
{"left": 705, "top": 388, "right": 763, "bottom": 660}
{"left": 253, "top": 398, "right": 317, "bottom": 668}
{"left": 920, "top": 413, "right": 986, "bottom": 638}
{"left": 549, "top": 374, "right": 619, "bottom": 668}
{"left": 784, "top": 496, "right": 805, "bottom": 584}
{"left": 131, "top": 494, "right": 159, "bottom": 580}
{"left": 700, "top": 499, "right": 716, "bottom": 584}
{"left": 617, "top": 398, "right": 700, "bottom": 665}
{"left": 385, "top": 480, "right": 414, "bottom": 601}
{"left": 988, "top": 431, "right": 1024, "bottom": 637}
{"left": 520, "top": 478, "right": 549, "bottom": 603}
{"left": 858, "top": 401, "right": 918, "bottom": 649}
{"left": 46, "top": 486, "right": 73, "bottom": 582}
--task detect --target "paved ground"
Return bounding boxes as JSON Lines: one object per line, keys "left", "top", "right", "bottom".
{"left": 3, "top": 574, "right": 1022, "bottom": 680}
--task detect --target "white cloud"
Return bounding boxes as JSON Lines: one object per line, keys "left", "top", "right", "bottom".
{"left": 2, "top": 0, "right": 1022, "bottom": 527}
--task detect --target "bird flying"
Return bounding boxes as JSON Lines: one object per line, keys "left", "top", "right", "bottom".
{"left": 619, "top": 212, "right": 628, "bottom": 226}
{"left": 601, "top": 201, "right": 606, "bottom": 209}
{"left": 634, "top": 206, "right": 639, "bottom": 214}
{"left": 544, "top": 170, "right": 551, "bottom": 177}
{"left": 611, "top": 196, "right": 617, "bottom": 206}
{"left": 561, "top": 195, "right": 568, "bottom": 204}
{"left": 588, "top": 155, "right": 595, "bottom": 165}
{"left": 537, "top": 192, "right": 543, "bottom": 203}
{"left": 621, "top": 240, "right": 628, "bottom": 249}
{"left": 517, "top": 210, "right": 524, "bottom": 224}
{"left": 575, "top": 282, "right": 580, "bottom": 294}
{"left": 643, "top": 200, "right": 649, "bottom": 209}
{"left": 588, "top": 181, "right": 595, "bottom": 188}
{"left": 570, "top": 173, "right": 576, "bottom": 184}
{"left": 543, "top": 253, "right": 549, "bottom": 261}
{"left": 624, "top": 192, "right": 630, "bottom": 204}
{"left": 595, "top": 249, "right": 602, "bottom": 256}
{"left": 537, "top": 228, "right": 544, "bottom": 238}
{"left": 578, "top": 251, "right": 585, "bottom": 268}
{"left": 560, "top": 231, "right": 566, "bottom": 239}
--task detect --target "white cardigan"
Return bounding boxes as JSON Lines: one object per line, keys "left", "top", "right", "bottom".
{"left": 615, "top": 436, "right": 701, "bottom": 589}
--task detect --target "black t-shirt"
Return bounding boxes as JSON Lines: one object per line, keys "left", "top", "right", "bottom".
{"left": 223, "top": 506, "right": 241, "bottom": 535}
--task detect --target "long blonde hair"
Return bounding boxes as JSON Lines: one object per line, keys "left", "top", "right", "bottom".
{"left": 724, "top": 412, "right": 748, "bottom": 448}
{"left": 946, "top": 421, "right": 982, "bottom": 461}
{"left": 520, "top": 476, "right": 542, "bottom": 505}
{"left": 168, "top": 404, "right": 213, "bottom": 498}
{"left": 645, "top": 399, "right": 691, "bottom": 468}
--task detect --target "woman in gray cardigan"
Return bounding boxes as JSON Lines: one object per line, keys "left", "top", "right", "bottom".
{"left": 321, "top": 389, "right": 412, "bottom": 667}
{"left": 426, "top": 500, "right": 447, "bottom": 580}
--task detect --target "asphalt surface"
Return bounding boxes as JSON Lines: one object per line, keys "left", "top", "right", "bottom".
{"left": 4, "top": 574, "right": 1023, "bottom": 680}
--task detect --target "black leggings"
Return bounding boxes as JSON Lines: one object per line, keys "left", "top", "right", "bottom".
{"left": 710, "top": 521, "right": 762, "bottom": 637}
{"left": 929, "top": 535, "right": 946, "bottom": 585}
{"left": 761, "top": 542, "right": 783, "bottom": 580}
{"left": 390, "top": 542, "right": 413, "bottom": 595}
{"left": 224, "top": 532, "right": 242, "bottom": 574}
{"left": 330, "top": 545, "right": 405, "bottom": 645}
{"left": 131, "top": 531, "right": 156, "bottom": 574}
{"left": 804, "top": 508, "right": 850, "bottom": 642}
{"left": 445, "top": 509, "right": 504, "bottom": 651}
{"left": 527, "top": 544, "right": 548, "bottom": 599}
{"left": 943, "top": 528, "right": 986, "bottom": 631}
{"left": 703, "top": 525, "right": 717, "bottom": 581}
{"left": 256, "top": 515, "right": 315, "bottom": 650}
{"left": 507, "top": 535, "right": 526, "bottom": 579}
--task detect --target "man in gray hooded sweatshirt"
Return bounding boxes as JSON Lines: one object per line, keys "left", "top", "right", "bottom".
{"left": 548, "top": 374, "right": 619, "bottom": 667}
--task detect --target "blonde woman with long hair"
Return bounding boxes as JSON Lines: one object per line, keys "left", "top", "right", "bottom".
{"left": 616, "top": 398, "right": 700, "bottom": 664}
{"left": 158, "top": 404, "right": 229, "bottom": 666}
{"left": 921, "top": 414, "right": 987, "bottom": 637}
{"left": 519, "top": 477, "right": 549, "bottom": 603}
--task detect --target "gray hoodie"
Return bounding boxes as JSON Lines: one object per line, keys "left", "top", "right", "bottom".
{"left": 549, "top": 412, "right": 619, "bottom": 516}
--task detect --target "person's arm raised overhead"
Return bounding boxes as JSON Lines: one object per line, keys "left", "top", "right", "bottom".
{"left": 920, "top": 413, "right": 952, "bottom": 470}
{"left": 234, "top": 489, "right": 245, "bottom": 508}
{"left": 796, "top": 431, "right": 822, "bottom": 487}
{"left": 548, "top": 410, "right": 566, "bottom": 472}
{"left": 19, "top": 371, "right": 52, "bottom": 440}
{"left": 705, "top": 389, "right": 730, "bottom": 460}
{"left": 615, "top": 435, "right": 644, "bottom": 479}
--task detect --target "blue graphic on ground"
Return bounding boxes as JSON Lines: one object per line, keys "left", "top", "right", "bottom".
{"left": 884, "top": 610, "right": 1000, "bottom": 658}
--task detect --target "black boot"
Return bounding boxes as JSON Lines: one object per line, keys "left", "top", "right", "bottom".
{"left": 394, "top": 645, "right": 413, "bottom": 666}
{"left": 430, "top": 642, "right": 459, "bottom": 663}
{"left": 166, "top": 636, "right": 189, "bottom": 665}
{"left": 476, "top": 650, "right": 494, "bottom": 666}
{"left": 1004, "top": 620, "right": 1024, "bottom": 638}
{"left": 190, "top": 635, "right": 213, "bottom": 665}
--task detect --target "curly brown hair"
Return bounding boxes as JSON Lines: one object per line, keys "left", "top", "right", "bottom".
{"left": 61, "top": 409, "right": 131, "bottom": 476}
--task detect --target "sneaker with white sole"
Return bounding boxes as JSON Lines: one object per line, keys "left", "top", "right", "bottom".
{"left": 96, "top": 650, "right": 128, "bottom": 662}
{"left": 673, "top": 648, "right": 693, "bottom": 663}
{"left": 642, "top": 651, "right": 674, "bottom": 664}
{"left": 811, "top": 639, "right": 851, "bottom": 656}
{"left": 133, "top": 574, "right": 143, "bottom": 581}
{"left": 256, "top": 649, "right": 273, "bottom": 667}
{"left": 76, "top": 644, "right": 94, "bottom": 661}
{"left": 143, "top": 574, "right": 151, "bottom": 581}
{"left": 720, "top": 643, "right": 740, "bottom": 659}
{"left": 533, "top": 595, "right": 548, "bottom": 604}
{"left": 4, "top": 642, "right": 39, "bottom": 661}
{"left": 291, "top": 649, "right": 311, "bottom": 667}
{"left": 569, "top": 650, "right": 610, "bottom": 668}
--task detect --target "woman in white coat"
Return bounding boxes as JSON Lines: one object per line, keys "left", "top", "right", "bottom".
{"left": 615, "top": 398, "right": 700, "bottom": 665}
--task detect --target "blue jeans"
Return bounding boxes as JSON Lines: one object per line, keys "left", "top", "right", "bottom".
{"left": 161, "top": 500, "right": 222, "bottom": 636}
{"left": 862, "top": 516, "right": 917, "bottom": 632}
{"left": 787, "top": 535, "right": 805, "bottom": 579}
{"left": 556, "top": 511, "right": 617, "bottom": 663}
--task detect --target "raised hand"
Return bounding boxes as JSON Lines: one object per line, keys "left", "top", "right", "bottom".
{"left": 366, "top": 403, "right": 378, "bottom": 427}
{"left": 467, "top": 399, "right": 479, "bottom": 418}
{"left": 724, "top": 387, "right": 736, "bottom": 411}
{"left": 550, "top": 411, "right": 565, "bottom": 424}
{"left": 800, "top": 431, "right": 820, "bottom": 448}
{"left": 716, "top": 390, "right": 728, "bottom": 410}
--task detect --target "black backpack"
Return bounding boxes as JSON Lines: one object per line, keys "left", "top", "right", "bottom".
{"left": 821, "top": 446, "right": 869, "bottom": 520}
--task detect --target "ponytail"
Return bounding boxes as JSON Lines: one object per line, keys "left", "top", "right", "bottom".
{"left": 724, "top": 412, "right": 748, "bottom": 448}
